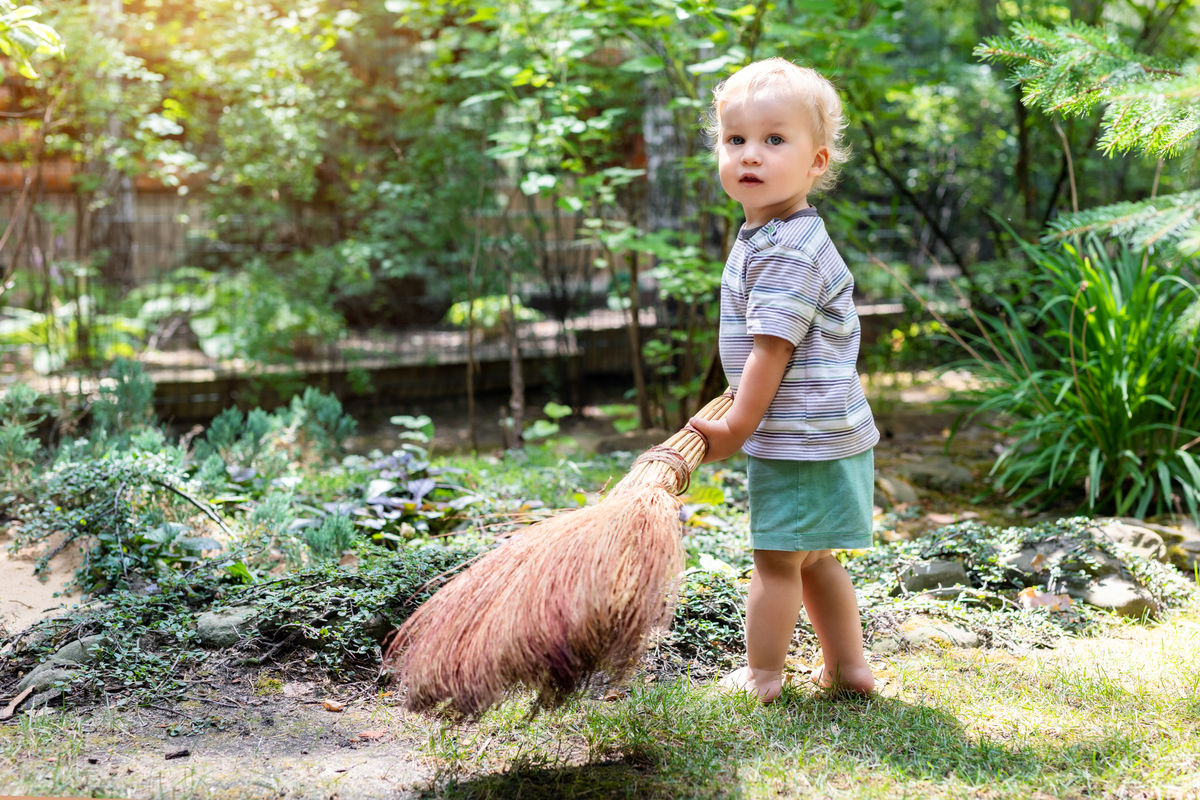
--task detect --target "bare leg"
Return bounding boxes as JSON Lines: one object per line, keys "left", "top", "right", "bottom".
{"left": 800, "top": 550, "right": 875, "bottom": 694}
{"left": 720, "top": 549, "right": 807, "bottom": 703}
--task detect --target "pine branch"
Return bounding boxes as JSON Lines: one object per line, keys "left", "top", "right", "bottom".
{"left": 1043, "top": 189, "right": 1200, "bottom": 255}
{"left": 976, "top": 21, "right": 1197, "bottom": 160}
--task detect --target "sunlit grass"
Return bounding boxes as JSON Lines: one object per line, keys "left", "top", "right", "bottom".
{"left": 420, "top": 605, "right": 1200, "bottom": 799}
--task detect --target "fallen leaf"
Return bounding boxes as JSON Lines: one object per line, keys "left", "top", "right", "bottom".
{"left": 358, "top": 730, "right": 387, "bottom": 740}
{"left": 0, "top": 687, "right": 33, "bottom": 721}
{"left": 830, "top": 724, "right": 841, "bottom": 736}
{"left": 1017, "top": 586, "right": 1072, "bottom": 611}
{"left": 959, "top": 511, "right": 981, "bottom": 520}
{"left": 324, "top": 699, "right": 346, "bottom": 712}
{"left": 602, "top": 690, "right": 622, "bottom": 702}
{"left": 1030, "top": 553, "right": 1047, "bottom": 573}
{"left": 338, "top": 551, "right": 359, "bottom": 570}
{"left": 164, "top": 749, "right": 190, "bottom": 760}
{"left": 926, "top": 513, "right": 958, "bottom": 525}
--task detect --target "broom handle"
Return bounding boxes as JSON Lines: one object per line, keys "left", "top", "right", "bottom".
{"left": 616, "top": 391, "right": 735, "bottom": 494}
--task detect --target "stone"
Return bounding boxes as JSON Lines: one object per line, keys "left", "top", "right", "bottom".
{"left": 1168, "top": 540, "right": 1200, "bottom": 574}
{"left": 362, "top": 613, "right": 393, "bottom": 643}
{"left": 1089, "top": 521, "right": 1167, "bottom": 563}
{"left": 15, "top": 633, "right": 109, "bottom": 693}
{"left": 898, "top": 560, "right": 971, "bottom": 593}
{"left": 873, "top": 487, "right": 890, "bottom": 510}
{"left": 1066, "top": 575, "right": 1157, "bottom": 618}
{"left": 196, "top": 605, "right": 257, "bottom": 648}
{"left": 595, "top": 428, "right": 671, "bottom": 455}
{"left": 899, "top": 617, "right": 980, "bottom": 648}
{"left": 1000, "top": 539, "right": 1123, "bottom": 586}
{"left": 897, "top": 460, "right": 974, "bottom": 493}
{"left": 870, "top": 636, "right": 900, "bottom": 655}
{"left": 875, "top": 474, "right": 919, "bottom": 505}
{"left": 16, "top": 667, "right": 79, "bottom": 694}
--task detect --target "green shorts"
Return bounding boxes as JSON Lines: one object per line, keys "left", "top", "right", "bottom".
{"left": 747, "top": 449, "right": 875, "bottom": 552}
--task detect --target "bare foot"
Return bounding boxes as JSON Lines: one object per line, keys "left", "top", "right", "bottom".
{"left": 810, "top": 662, "right": 876, "bottom": 695}
{"left": 718, "top": 666, "right": 783, "bottom": 704}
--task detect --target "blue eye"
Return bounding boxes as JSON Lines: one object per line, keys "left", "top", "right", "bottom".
{"left": 767, "top": 135, "right": 783, "bottom": 145}
{"left": 729, "top": 135, "right": 745, "bottom": 145}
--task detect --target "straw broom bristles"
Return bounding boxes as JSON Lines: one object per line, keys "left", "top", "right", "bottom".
{"left": 382, "top": 391, "right": 735, "bottom": 718}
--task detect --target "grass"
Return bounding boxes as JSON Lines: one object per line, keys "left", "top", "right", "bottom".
{"left": 419, "top": 606, "right": 1200, "bottom": 800}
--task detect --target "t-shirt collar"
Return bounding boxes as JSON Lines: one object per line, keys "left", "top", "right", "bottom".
{"left": 738, "top": 205, "right": 819, "bottom": 240}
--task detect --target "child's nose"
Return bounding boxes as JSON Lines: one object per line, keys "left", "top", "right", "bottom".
{"left": 741, "top": 146, "right": 762, "bottom": 164}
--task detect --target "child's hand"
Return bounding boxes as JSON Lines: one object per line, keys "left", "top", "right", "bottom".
{"left": 688, "top": 416, "right": 745, "bottom": 463}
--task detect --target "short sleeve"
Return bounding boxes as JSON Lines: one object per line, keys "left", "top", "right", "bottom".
{"left": 744, "top": 245, "right": 825, "bottom": 346}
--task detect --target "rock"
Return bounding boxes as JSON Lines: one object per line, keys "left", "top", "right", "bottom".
{"left": 50, "top": 635, "right": 109, "bottom": 666}
{"left": 873, "top": 487, "right": 890, "bottom": 510}
{"left": 361, "top": 613, "right": 393, "bottom": 643}
{"left": 1168, "top": 540, "right": 1200, "bottom": 574}
{"left": 1066, "top": 575, "right": 1157, "bottom": 618}
{"left": 196, "top": 605, "right": 257, "bottom": 648}
{"left": 1115, "top": 517, "right": 1200, "bottom": 547}
{"left": 1000, "top": 539, "right": 1123, "bottom": 585}
{"left": 870, "top": 636, "right": 900, "bottom": 655}
{"left": 595, "top": 428, "right": 671, "bottom": 455}
{"left": 897, "top": 460, "right": 974, "bottom": 493}
{"left": 16, "top": 633, "right": 109, "bottom": 692}
{"left": 899, "top": 616, "right": 980, "bottom": 648}
{"left": 1089, "top": 521, "right": 1167, "bottom": 563}
{"left": 897, "top": 560, "right": 971, "bottom": 593}
{"left": 16, "top": 667, "right": 79, "bottom": 694}
{"left": 875, "top": 474, "right": 919, "bottom": 505}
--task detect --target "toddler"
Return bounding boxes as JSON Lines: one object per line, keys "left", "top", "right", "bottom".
{"left": 688, "top": 58, "right": 878, "bottom": 704}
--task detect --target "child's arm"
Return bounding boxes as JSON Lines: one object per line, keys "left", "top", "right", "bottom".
{"left": 688, "top": 334, "right": 794, "bottom": 462}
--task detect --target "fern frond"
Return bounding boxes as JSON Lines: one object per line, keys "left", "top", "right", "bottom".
{"left": 1043, "top": 189, "right": 1200, "bottom": 254}
{"left": 976, "top": 21, "right": 1197, "bottom": 160}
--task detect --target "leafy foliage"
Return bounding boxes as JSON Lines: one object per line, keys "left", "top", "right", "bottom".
{"left": 0, "top": 0, "right": 61, "bottom": 80}
{"left": 978, "top": 20, "right": 1200, "bottom": 255}
{"left": 0, "top": 382, "right": 45, "bottom": 493}
{"left": 950, "top": 236, "right": 1200, "bottom": 517}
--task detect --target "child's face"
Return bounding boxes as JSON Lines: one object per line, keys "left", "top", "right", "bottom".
{"left": 716, "top": 90, "right": 830, "bottom": 222}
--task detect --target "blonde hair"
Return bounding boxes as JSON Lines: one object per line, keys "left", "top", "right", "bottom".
{"left": 706, "top": 58, "right": 850, "bottom": 194}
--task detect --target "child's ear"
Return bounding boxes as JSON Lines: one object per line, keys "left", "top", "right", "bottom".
{"left": 809, "top": 146, "right": 831, "bottom": 177}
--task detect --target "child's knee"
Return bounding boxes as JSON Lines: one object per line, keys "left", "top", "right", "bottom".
{"left": 800, "top": 549, "right": 835, "bottom": 573}
{"left": 753, "top": 548, "right": 807, "bottom": 577}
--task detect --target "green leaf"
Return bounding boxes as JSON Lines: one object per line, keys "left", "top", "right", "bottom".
{"left": 459, "top": 90, "right": 505, "bottom": 108}
{"left": 618, "top": 55, "right": 665, "bottom": 74}
{"left": 543, "top": 401, "right": 572, "bottom": 420}
{"left": 683, "top": 486, "right": 725, "bottom": 506}
{"left": 523, "top": 420, "right": 560, "bottom": 440}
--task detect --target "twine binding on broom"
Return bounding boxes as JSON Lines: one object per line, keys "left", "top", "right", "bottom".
{"left": 384, "top": 390, "right": 736, "bottom": 718}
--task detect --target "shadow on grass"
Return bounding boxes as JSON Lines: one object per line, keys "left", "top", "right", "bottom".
{"left": 416, "top": 683, "right": 1047, "bottom": 799}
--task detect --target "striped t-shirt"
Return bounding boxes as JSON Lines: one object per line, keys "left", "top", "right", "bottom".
{"left": 719, "top": 206, "right": 879, "bottom": 461}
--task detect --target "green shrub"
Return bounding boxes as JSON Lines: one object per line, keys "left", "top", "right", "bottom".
{"left": 91, "top": 358, "right": 156, "bottom": 442}
{"left": 953, "top": 236, "right": 1200, "bottom": 518}
{"left": 305, "top": 513, "right": 356, "bottom": 560}
{"left": 0, "top": 382, "right": 45, "bottom": 494}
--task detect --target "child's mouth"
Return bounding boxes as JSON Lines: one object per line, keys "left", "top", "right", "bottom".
{"left": 739, "top": 175, "right": 762, "bottom": 186}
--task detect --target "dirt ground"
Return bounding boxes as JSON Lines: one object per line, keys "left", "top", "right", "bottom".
{"left": 2, "top": 609, "right": 1198, "bottom": 800}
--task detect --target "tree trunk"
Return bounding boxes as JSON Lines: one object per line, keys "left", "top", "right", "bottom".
{"left": 625, "top": 249, "right": 651, "bottom": 429}
{"left": 504, "top": 269, "right": 524, "bottom": 448}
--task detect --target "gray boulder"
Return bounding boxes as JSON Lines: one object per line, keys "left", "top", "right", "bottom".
{"left": 197, "top": 605, "right": 257, "bottom": 648}
{"left": 16, "top": 634, "right": 109, "bottom": 693}
{"left": 1169, "top": 540, "right": 1200, "bottom": 574}
{"left": 899, "top": 616, "right": 980, "bottom": 648}
{"left": 875, "top": 474, "right": 919, "bottom": 505}
{"left": 896, "top": 460, "right": 974, "bottom": 493}
{"left": 1000, "top": 539, "right": 1123, "bottom": 584}
{"left": 898, "top": 560, "right": 971, "bottom": 593}
{"left": 1089, "top": 521, "right": 1167, "bottom": 563}
{"left": 1066, "top": 575, "right": 1157, "bottom": 618}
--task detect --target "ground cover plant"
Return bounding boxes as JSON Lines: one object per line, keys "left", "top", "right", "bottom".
{"left": 1, "top": 365, "right": 1199, "bottom": 797}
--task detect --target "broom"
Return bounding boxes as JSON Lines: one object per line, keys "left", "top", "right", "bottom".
{"left": 382, "top": 390, "right": 735, "bottom": 717}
